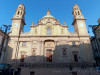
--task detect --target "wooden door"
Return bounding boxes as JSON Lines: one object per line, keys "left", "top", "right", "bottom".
{"left": 20, "top": 55, "right": 24, "bottom": 62}
{"left": 74, "top": 54, "right": 78, "bottom": 62}
{"left": 46, "top": 49, "right": 52, "bottom": 62}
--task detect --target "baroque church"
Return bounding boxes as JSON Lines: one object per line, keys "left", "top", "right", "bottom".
{"left": 5, "top": 4, "right": 94, "bottom": 64}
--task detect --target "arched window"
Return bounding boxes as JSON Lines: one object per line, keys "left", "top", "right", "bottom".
{"left": 78, "top": 11, "right": 80, "bottom": 15}
{"left": 75, "top": 12, "right": 77, "bottom": 15}
{"left": 32, "top": 50, "right": 36, "bottom": 56}
{"left": 21, "top": 12, "right": 22, "bottom": 15}
{"left": 18, "top": 11, "right": 20, "bottom": 15}
{"left": 47, "top": 27, "right": 52, "bottom": 35}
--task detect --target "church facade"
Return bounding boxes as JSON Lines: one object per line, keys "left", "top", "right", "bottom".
{"left": 5, "top": 4, "right": 94, "bottom": 64}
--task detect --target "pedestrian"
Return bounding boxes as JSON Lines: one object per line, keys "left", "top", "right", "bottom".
{"left": 69, "top": 64, "right": 73, "bottom": 71}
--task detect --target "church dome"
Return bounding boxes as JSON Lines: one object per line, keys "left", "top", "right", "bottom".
{"left": 42, "top": 10, "right": 55, "bottom": 19}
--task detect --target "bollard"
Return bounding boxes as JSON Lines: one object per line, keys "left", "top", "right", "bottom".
{"left": 30, "top": 71, "right": 35, "bottom": 75}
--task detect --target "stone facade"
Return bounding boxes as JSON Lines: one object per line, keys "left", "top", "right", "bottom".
{"left": 0, "top": 30, "right": 8, "bottom": 63}
{"left": 5, "top": 4, "right": 94, "bottom": 64}
{"left": 90, "top": 22, "right": 100, "bottom": 65}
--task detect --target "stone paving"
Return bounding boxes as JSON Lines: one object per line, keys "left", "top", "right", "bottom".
{"left": 21, "top": 67, "right": 100, "bottom": 75}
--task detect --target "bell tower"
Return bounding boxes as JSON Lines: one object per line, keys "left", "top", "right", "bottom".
{"left": 72, "top": 4, "right": 88, "bottom": 36}
{"left": 10, "top": 4, "right": 26, "bottom": 35}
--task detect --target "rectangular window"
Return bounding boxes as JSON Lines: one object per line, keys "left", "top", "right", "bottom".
{"left": 72, "top": 42, "right": 76, "bottom": 46}
{"left": 47, "top": 28, "right": 52, "bottom": 35}
{"left": 62, "top": 47, "right": 67, "bottom": 56}
{"left": 22, "top": 42, "right": 26, "bottom": 46}
{"left": 32, "top": 50, "right": 36, "bottom": 56}
{"left": 63, "top": 49, "right": 66, "bottom": 56}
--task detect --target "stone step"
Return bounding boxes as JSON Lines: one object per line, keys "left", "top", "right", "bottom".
{"left": 16, "top": 63, "right": 94, "bottom": 68}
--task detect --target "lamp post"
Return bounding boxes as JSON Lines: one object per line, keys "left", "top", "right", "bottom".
{"left": 0, "top": 25, "right": 11, "bottom": 62}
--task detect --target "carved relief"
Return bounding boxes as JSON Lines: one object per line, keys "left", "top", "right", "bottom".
{"left": 45, "top": 41, "right": 55, "bottom": 48}
{"left": 38, "top": 18, "right": 60, "bottom": 25}
{"left": 58, "top": 41, "right": 67, "bottom": 45}
{"left": 32, "top": 41, "right": 38, "bottom": 48}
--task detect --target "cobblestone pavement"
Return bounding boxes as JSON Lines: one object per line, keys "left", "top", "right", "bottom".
{"left": 21, "top": 67, "right": 100, "bottom": 75}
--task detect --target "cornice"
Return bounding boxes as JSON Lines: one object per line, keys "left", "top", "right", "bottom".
{"left": 30, "top": 24, "right": 68, "bottom": 28}
{"left": 11, "top": 18, "right": 26, "bottom": 25}
{"left": 9, "top": 35, "right": 90, "bottom": 38}
{"left": 72, "top": 18, "right": 86, "bottom": 25}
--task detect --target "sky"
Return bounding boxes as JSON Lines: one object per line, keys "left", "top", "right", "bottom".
{"left": 0, "top": 0, "right": 100, "bottom": 36}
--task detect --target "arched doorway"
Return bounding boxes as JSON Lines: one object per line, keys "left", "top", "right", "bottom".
{"left": 72, "top": 51, "right": 79, "bottom": 62}
{"left": 20, "top": 51, "right": 26, "bottom": 63}
{"left": 44, "top": 40, "right": 55, "bottom": 63}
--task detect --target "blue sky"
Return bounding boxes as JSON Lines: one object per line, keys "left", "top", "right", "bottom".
{"left": 0, "top": 0, "right": 100, "bottom": 36}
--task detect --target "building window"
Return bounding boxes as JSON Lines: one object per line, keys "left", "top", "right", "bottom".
{"left": 32, "top": 50, "right": 36, "bottom": 56}
{"left": 22, "top": 42, "right": 26, "bottom": 46}
{"left": 63, "top": 50, "right": 66, "bottom": 56}
{"left": 47, "top": 27, "right": 52, "bottom": 35}
{"left": 72, "top": 42, "right": 76, "bottom": 46}
{"left": 35, "top": 29, "right": 37, "bottom": 34}
{"left": 21, "top": 12, "right": 22, "bottom": 15}
{"left": 18, "top": 11, "right": 20, "bottom": 15}
{"left": 19, "top": 7, "right": 21, "bottom": 8}
{"left": 62, "top": 47, "right": 67, "bottom": 56}
{"left": 75, "top": 12, "right": 77, "bottom": 15}
{"left": 78, "top": 11, "right": 80, "bottom": 15}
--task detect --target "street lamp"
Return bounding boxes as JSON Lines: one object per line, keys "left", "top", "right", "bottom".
{"left": 0, "top": 25, "right": 11, "bottom": 60}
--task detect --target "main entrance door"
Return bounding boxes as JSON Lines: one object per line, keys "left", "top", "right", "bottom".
{"left": 20, "top": 55, "right": 24, "bottom": 62}
{"left": 46, "top": 49, "right": 52, "bottom": 62}
{"left": 74, "top": 54, "right": 78, "bottom": 62}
